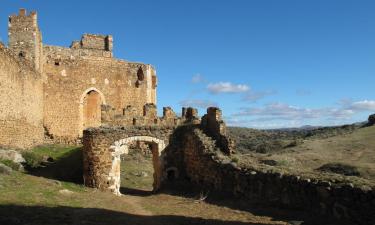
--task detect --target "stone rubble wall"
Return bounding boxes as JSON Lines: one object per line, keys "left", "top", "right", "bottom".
{"left": 82, "top": 125, "right": 174, "bottom": 193}
{"left": 4, "top": 8, "right": 158, "bottom": 145}
{"left": 180, "top": 127, "right": 375, "bottom": 225}
{"left": 42, "top": 51, "right": 157, "bottom": 143}
{"left": 0, "top": 45, "right": 44, "bottom": 149}
{"left": 201, "top": 107, "right": 235, "bottom": 154}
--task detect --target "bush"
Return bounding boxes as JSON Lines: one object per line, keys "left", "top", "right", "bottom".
{"left": 0, "top": 159, "right": 21, "bottom": 171}
{"left": 368, "top": 114, "right": 375, "bottom": 126}
{"left": 22, "top": 152, "right": 44, "bottom": 168}
{"left": 317, "top": 163, "right": 360, "bottom": 177}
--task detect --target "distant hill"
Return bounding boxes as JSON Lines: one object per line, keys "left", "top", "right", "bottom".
{"left": 228, "top": 121, "right": 366, "bottom": 154}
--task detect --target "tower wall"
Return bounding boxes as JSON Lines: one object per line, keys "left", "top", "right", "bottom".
{"left": 0, "top": 45, "right": 44, "bottom": 149}
{"left": 8, "top": 9, "right": 43, "bottom": 72}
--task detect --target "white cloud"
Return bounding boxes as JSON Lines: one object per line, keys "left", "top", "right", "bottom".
{"left": 234, "top": 102, "right": 356, "bottom": 121}
{"left": 191, "top": 74, "right": 205, "bottom": 83}
{"left": 347, "top": 100, "right": 375, "bottom": 111}
{"left": 229, "top": 99, "right": 375, "bottom": 128}
{"left": 179, "top": 99, "right": 218, "bottom": 109}
{"left": 207, "top": 82, "right": 250, "bottom": 94}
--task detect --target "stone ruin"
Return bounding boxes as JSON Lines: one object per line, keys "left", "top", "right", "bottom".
{"left": 82, "top": 106, "right": 234, "bottom": 195}
{"left": 1, "top": 9, "right": 374, "bottom": 225}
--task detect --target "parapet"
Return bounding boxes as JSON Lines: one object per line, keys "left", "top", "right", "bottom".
{"left": 71, "top": 34, "right": 113, "bottom": 52}
{"left": 9, "top": 8, "right": 38, "bottom": 27}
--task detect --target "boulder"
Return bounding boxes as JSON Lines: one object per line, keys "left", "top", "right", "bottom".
{"left": 368, "top": 114, "right": 375, "bottom": 126}
{"left": 0, "top": 149, "right": 25, "bottom": 164}
{"left": 0, "top": 163, "right": 12, "bottom": 174}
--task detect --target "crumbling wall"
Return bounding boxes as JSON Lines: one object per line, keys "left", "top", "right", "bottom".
{"left": 101, "top": 105, "right": 182, "bottom": 127}
{"left": 43, "top": 55, "right": 157, "bottom": 142}
{"left": 180, "top": 126, "right": 375, "bottom": 225}
{"left": 82, "top": 125, "right": 174, "bottom": 194}
{"left": 201, "top": 107, "right": 235, "bottom": 154}
{"left": 0, "top": 46, "right": 44, "bottom": 149}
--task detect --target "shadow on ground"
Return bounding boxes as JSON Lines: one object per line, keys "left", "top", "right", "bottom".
{"left": 0, "top": 204, "right": 263, "bottom": 225}
{"left": 120, "top": 187, "right": 154, "bottom": 196}
{"left": 159, "top": 181, "right": 354, "bottom": 225}
{"left": 26, "top": 147, "right": 83, "bottom": 184}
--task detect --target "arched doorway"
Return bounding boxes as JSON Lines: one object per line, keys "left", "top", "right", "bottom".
{"left": 109, "top": 136, "right": 166, "bottom": 195}
{"left": 79, "top": 87, "right": 106, "bottom": 137}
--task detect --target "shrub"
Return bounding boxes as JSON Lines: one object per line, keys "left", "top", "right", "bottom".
{"left": 22, "top": 152, "right": 44, "bottom": 168}
{"left": 231, "top": 156, "right": 239, "bottom": 163}
{"left": 0, "top": 159, "right": 21, "bottom": 171}
{"left": 317, "top": 163, "right": 360, "bottom": 177}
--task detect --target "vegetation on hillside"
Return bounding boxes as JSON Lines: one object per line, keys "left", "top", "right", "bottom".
{"left": 228, "top": 123, "right": 363, "bottom": 154}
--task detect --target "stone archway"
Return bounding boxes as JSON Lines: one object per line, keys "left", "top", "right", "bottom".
{"left": 78, "top": 87, "right": 106, "bottom": 137}
{"left": 109, "top": 136, "right": 166, "bottom": 195}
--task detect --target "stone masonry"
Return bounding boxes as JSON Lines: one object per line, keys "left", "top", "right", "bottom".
{"left": 0, "top": 9, "right": 159, "bottom": 148}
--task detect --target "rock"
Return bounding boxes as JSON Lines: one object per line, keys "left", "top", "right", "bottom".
{"left": 0, "top": 149, "right": 25, "bottom": 164}
{"left": 0, "top": 163, "right": 12, "bottom": 174}
{"left": 368, "top": 114, "right": 375, "bottom": 126}
{"left": 140, "top": 171, "right": 148, "bottom": 177}
{"left": 59, "top": 189, "right": 74, "bottom": 195}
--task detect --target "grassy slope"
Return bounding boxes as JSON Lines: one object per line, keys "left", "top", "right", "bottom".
{"left": 233, "top": 125, "right": 375, "bottom": 186}
{"left": 0, "top": 145, "right": 295, "bottom": 225}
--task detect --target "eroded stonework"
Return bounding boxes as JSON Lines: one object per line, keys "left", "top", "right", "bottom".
{"left": 1, "top": 9, "right": 160, "bottom": 148}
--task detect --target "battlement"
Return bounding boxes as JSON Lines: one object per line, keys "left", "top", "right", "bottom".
{"left": 8, "top": 9, "right": 38, "bottom": 28}
{"left": 71, "top": 34, "right": 113, "bottom": 52}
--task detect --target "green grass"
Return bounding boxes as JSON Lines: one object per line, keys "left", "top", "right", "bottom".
{"left": 120, "top": 152, "right": 154, "bottom": 191}
{"left": 21, "top": 144, "right": 83, "bottom": 183}
{"left": 0, "top": 159, "right": 21, "bottom": 171}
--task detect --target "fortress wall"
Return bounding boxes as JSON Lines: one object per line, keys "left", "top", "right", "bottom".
{"left": 44, "top": 45, "right": 113, "bottom": 60}
{"left": 43, "top": 54, "right": 157, "bottom": 142}
{"left": 0, "top": 46, "right": 44, "bottom": 149}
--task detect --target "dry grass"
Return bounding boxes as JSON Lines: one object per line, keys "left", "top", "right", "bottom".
{"left": 235, "top": 125, "right": 375, "bottom": 187}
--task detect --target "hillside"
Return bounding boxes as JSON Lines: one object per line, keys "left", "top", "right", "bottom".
{"left": 229, "top": 123, "right": 375, "bottom": 186}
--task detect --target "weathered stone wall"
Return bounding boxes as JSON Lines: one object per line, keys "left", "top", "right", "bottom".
{"left": 180, "top": 127, "right": 375, "bottom": 225}
{"left": 4, "top": 8, "right": 158, "bottom": 144}
{"left": 201, "top": 107, "right": 235, "bottom": 154}
{"left": 8, "top": 9, "right": 43, "bottom": 72}
{"left": 0, "top": 45, "right": 44, "bottom": 149}
{"left": 42, "top": 40, "right": 157, "bottom": 142}
{"left": 102, "top": 104, "right": 182, "bottom": 127}
{"left": 82, "top": 125, "right": 174, "bottom": 194}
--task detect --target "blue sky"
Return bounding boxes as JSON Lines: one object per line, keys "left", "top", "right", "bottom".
{"left": 1, "top": 0, "right": 375, "bottom": 128}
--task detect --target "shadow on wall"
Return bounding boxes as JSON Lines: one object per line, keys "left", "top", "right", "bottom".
{"left": 0, "top": 205, "right": 258, "bottom": 225}
{"left": 26, "top": 147, "right": 83, "bottom": 184}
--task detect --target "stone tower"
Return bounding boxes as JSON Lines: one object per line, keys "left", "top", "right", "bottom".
{"left": 8, "top": 9, "right": 43, "bottom": 72}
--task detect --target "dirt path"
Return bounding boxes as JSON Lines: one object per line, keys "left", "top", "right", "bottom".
{"left": 121, "top": 194, "right": 153, "bottom": 216}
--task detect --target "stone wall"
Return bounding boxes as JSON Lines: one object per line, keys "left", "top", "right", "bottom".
{"left": 180, "top": 127, "right": 375, "bottom": 225}
{"left": 102, "top": 104, "right": 182, "bottom": 127}
{"left": 201, "top": 107, "right": 235, "bottom": 154}
{"left": 4, "top": 8, "right": 158, "bottom": 144}
{"left": 82, "top": 125, "right": 174, "bottom": 195}
{"left": 0, "top": 45, "right": 44, "bottom": 149}
{"left": 8, "top": 9, "right": 43, "bottom": 72}
{"left": 42, "top": 43, "right": 157, "bottom": 143}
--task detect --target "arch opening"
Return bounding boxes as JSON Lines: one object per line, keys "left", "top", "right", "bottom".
{"left": 79, "top": 87, "right": 106, "bottom": 137}
{"left": 83, "top": 90, "right": 102, "bottom": 129}
{"left": 109, "top": 136, "right": 166, "bottom": 196}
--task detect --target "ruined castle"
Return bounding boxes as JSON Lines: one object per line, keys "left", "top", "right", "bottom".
{"left": 0, "top": 9, "right": 161, "bottom": 149}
